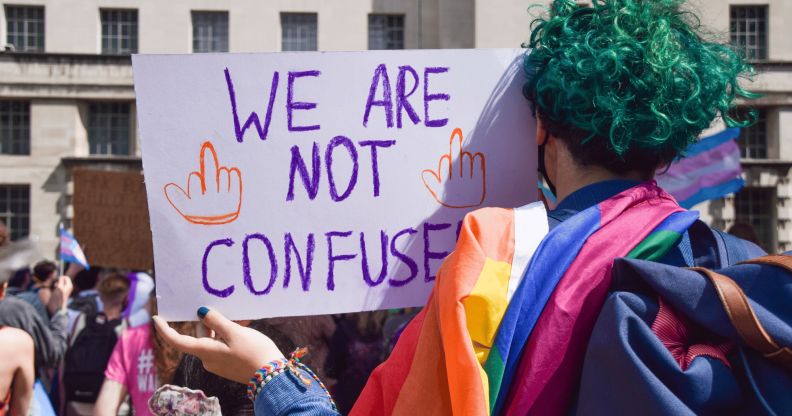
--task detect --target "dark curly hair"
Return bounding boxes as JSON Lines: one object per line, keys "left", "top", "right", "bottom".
{"left": 524, "top": 0, "right": 758, "bottom": 176}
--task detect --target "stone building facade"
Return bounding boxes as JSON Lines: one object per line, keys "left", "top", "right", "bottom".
{"left": 0, "top": 0, "right": 790, "bottom": 257}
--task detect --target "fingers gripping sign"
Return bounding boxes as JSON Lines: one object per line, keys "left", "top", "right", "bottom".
{"left": 152, "top": 308, "right": 284, "bottom": 385}
{"left": 422, "top": 128, "right": 486, "bottom": 208}
{"left": 164, "top": 142, "right": 243, "bottom": 225}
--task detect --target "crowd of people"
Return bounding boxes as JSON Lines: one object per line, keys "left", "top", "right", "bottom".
{"left": 0, "top": 219, "right": 404, "bottom": 416}
{"left": 2, "top": 0, "right": 791, "bottom": 415}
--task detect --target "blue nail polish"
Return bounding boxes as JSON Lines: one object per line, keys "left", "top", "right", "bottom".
{"left": 197, "top": 307, "right": 209, "bottom": 319}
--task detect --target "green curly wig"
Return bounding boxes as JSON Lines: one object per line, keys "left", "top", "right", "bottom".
{"left": 524, "top": 0, "right": 758, "bottom": 174}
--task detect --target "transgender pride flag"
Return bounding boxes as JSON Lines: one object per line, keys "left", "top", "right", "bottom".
{"left": 60, "top": 226, "right": 89, "bottom": 270}
{"left": 656, "top": 127, "right": 745, "bottom": 209}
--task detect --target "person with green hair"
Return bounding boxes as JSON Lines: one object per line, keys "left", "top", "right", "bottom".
{"left": 151, "top": 0, "right": 782, "bottom": 415}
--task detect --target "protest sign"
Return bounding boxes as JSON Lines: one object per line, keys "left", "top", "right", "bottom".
{"left": 72, "top": 168, "right": 153, "bottom": 270}
{"left": 133, "top": 49, "right": 537, "bottom": 321}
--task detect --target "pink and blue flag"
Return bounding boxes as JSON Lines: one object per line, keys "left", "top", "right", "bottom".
{"left": 60, "top": 226, "right": 89, "bottom": 270}
{"left": 656, "top": 127, "right": 744, "bottom": 209}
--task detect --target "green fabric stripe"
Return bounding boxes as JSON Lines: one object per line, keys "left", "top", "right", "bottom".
{"left": 484, "top": 347, "right": 505, "bottom": 414}
{"left": 626, "top": 230, "right": 683, "bottom": 261}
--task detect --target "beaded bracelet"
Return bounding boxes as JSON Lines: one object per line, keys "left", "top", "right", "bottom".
{"left": 247, "top": 348, "right": 338, "bottom": 413}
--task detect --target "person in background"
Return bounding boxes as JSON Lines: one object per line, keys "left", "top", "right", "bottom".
{"left": 93, "top": 290, "right": 193, "bottom": 416}
{"left": 122, "top": 272, "right": 155, "bottom": 328}
{"left": 727, "top": 222, "right": 764, "bottom": 253}
{"left": 0, "top": 272, "right": 72, "bottom": 372}
{"left": 64, "top": 274, "right": 130, "bottom": 416}
{"left": 66, "top": 268, "right": 103, "bottom": 336}
{"left": 6, "top": 268, "right": 49, "bottom": 325}
{"left": 32, "top": 261, "right": 58, "bottom": 308}
{"left": 324, "top": 311, "right": 387, "bottom": 415}
{"left": 0, "top": 276, "right": 35, "bottom": 416}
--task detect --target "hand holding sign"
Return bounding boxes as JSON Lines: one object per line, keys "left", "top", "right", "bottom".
{"left": 422, "top": 128, "right": 486, "bottom": 208}
{"left": 165, "top": 142, "right": 243, "bottom": 225}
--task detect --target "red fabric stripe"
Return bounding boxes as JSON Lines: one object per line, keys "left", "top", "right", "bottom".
{"left": 651, "top": 297, "right": 734, "bottom": 371}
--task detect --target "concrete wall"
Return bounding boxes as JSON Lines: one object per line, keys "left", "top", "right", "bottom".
{"left": 0, "top": 0, "right": 476, "bottom": 259}
{"left": 0, "top": 0, "right": 460, "bottom": 53}
{"left": 475, "top": 0, "right": 533, "bottom": 49}
{"left": 698, "top": 0, "right": 792, "bottom": 62}
{"left": 1, "top": 0, "right": 791, "bottom": 256}
{"left": 0, "top": 100, "right": 76, "bottom": 256}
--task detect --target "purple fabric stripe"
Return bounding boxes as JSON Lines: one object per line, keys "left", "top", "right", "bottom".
{"left": 670, "top": 167, "right": 743, "bottom": 202}
{"left": 664, "top": 139, "right": 740, "bottom": 177}
{"left": 123, "top": 272, "right": 139, "bottom": 318}
{"left": 658, "top": 147, "right": 740, "bottom": 192}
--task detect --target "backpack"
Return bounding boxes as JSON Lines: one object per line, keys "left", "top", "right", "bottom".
{"left": 63, "top": 312, "right": 127, "bottom": 403}
{"left": 68, "top": 294, "right": 99, "bottom": 317}
{"left": 575, "top": 222, "right": 792, "bottom": 415}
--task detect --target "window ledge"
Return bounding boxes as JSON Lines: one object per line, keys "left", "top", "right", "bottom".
{"left": 61, "top": 155, "right": 141, "bottom": 166}
{"left": 740, "top": 158, "right": 792, "bottom": 166}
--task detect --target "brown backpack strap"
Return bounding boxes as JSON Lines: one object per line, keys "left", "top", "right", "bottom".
{"left": 737, "top": 254, "right": 792, "bottom": 274}
{"left": 685, "top": 266, "right": 792, "bottom": 373}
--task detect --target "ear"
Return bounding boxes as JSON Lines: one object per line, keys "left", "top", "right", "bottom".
{"left": 0, "top": 282, "right": 7, "bottom": 302}
{"left": 536, "top": 119, "right": 556, "bottom": 147}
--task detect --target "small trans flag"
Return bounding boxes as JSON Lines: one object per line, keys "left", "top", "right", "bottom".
{"left": 656, "top": 127, "right": 745, "bottom": 209}
{"left": 60, "top": 226, "right": 89, "bottom": 270}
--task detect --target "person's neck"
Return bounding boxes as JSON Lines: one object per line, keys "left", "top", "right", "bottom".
{"left": 555, "top": 165, "right": 646, "bottom": 205}
{"left": 103, "top": 305, "right": 124, "bottom": 321}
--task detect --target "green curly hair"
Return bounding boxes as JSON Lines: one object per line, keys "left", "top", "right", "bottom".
{"left": 524, "top": 0, "right": 758, "bottom": 175}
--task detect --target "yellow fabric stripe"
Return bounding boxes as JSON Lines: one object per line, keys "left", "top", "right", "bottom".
{"left": 463, "top": 257, "right": 511, "bottom": 412}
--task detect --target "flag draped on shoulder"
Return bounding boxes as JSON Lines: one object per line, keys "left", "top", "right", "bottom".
{"left": 353, "top": 182, "right": 697, "bottom": 416}
{"left": 60, "top": 226, "right": 90, "bottom": 270}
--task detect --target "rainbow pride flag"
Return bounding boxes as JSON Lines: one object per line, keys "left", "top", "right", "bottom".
{"left": 656, "top": 127, "right": 744, "bottom": 209}
{"left": 353, "top": 182, "right": 695, "bottom": 416}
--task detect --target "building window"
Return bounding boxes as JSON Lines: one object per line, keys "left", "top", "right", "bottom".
{"left": 281, "top": 13, "right": 317, "bottom": 51}
{"left": 369, "top": 15, "right": 404, "bottom": 50}
{"left": 0, "top": 100, "right": 30, "bottom": 155}
{"left": 88, "top": 102, "right": 130, "bottom": 155}
{"left": 0, "top": 185, "right": 30, "bottom": 241}
{"left": 730, "top": 6, "right": 767, "bottom": 60}
{"left": 733, "top": 108, "right": 767, "bottom": 159}
{"left": 5, "top": 6, "right": 45, "bottom": 52}
{"left": 101, "top": 9, "right": 138, "bottom": 54}
{"left": 735, "top": 187, "right": 775, "bottom": 252}
{"left": 192, "top": 11, "right": 228, "bottom": 53}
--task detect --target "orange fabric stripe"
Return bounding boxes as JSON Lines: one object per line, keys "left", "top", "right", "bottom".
{"left": 353, "top": 302, "right": 430, "bottom": 415}
{"left": 355, "top": 207, "right": 515, "bottom": 416}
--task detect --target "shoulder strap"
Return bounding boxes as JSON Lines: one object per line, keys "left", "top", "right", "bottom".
{"left": 737, "top": 254, "right": 792, "bottom": 273}
{"left": 686, "top": 261, "right": 792, "bottom": 373}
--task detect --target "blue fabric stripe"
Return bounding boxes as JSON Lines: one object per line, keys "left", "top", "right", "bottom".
{"left": 538, "top": 179, "right": 557, "bottom": 204}
{"left": 651, "top": 210, "right": 700, "bottom": 233}
{"left": 677, "top": 177, "right": 745, "bottom": 209}
{"left": 683, "top": 127, "right": 741, "bottom": 158}
{"left": 490, "top": 204, "right": 602, "bottom": 415}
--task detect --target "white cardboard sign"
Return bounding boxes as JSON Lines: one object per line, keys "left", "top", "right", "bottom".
{"left": 133, "top": 49, "right": 537, "bottom": 321}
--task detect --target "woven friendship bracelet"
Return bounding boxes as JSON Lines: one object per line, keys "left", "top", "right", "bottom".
{"left": 247, "top": 348, "right": 338, "bottom": 413}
